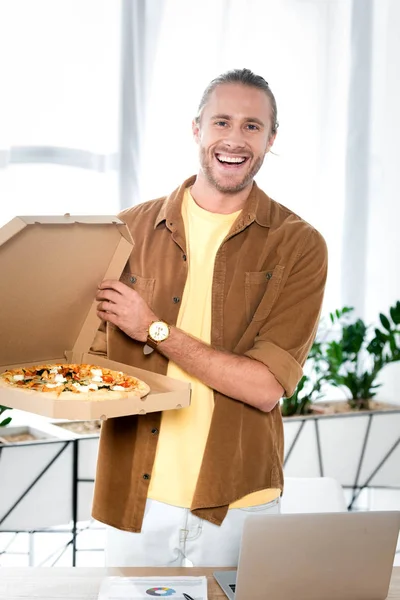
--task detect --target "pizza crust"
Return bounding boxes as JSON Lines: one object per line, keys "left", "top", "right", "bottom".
{"left": 58, "top": 387, "right": 150, "bottom": 401}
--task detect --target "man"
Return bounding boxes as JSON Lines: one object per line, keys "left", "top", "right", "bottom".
{"left": 91, "top": 68, "right": 327, "bottom": 567}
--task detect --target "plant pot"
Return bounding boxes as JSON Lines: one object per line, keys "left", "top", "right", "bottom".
{"left": 347, "top": 398, "right": 371, "bottom": 411}
{"left": 52, "top": 420, "right": 102, "bottom": 436}
{"left": 0, "top": 424, "right": 59, "bottom": 445}
{"left": 308, "top": 399, "right": 398, "bottom": 416}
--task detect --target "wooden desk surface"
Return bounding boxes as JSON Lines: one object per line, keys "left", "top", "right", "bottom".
{"left": 0, "top": 566, "right": 399, "bottom": 598}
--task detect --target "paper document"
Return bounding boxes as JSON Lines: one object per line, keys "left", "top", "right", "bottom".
{"left": 98, "top": 576, "right": 208, "bottom": 600}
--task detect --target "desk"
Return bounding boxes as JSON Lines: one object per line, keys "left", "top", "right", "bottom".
{"left": 0, "top": 567, "right": 399, "bottom": 598}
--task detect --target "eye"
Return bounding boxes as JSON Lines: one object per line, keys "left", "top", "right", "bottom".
{"left": 214, "top": 120, "right": 228, "bottom": 127}
{"left": 246, "top": 123, "right": 261, "bottom": 131}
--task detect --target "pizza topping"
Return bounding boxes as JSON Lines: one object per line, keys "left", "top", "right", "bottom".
{"left": 90, "top": 368, "right": 103, "bottom": 382}
{"left": 0, "top": 363, "right": 150, "bottom": 400}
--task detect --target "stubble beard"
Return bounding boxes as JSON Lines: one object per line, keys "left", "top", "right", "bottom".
{"left": 200, "top": 147, "right": 264, "bottom": 194}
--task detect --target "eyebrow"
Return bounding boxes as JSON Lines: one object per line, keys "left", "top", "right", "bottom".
{"left": 210, "top": 114, "right": 266, "bottom": 127}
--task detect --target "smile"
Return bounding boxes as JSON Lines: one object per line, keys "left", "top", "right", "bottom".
{"left": 215, "top": 153, "right": 249, "bottom": 166}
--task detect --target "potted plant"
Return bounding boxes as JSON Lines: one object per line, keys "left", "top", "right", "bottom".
{"left": 282, "top": 302, "right": 400, "bottom": 415}
{"left": 323, "top": 302, "right": 400, "bottom": 410}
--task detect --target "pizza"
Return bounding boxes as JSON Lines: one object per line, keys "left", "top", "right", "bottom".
{"left": 0, "top": 364, "right": 150, "bottom": 401}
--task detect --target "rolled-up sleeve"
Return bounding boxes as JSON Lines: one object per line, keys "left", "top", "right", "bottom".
{"left": 245, "top": 228, "right": 328, "bottom": 397}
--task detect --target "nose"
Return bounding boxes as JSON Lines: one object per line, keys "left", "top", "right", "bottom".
{"left": 222, "top": 124, "right": 246, "bottom": 149}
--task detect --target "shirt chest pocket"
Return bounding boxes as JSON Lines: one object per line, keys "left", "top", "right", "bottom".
{"left": 120, "top": 272, "right": 156, "bottom": 307}
{"left": 245, "top": 265, "right": 285, "bottom": 322}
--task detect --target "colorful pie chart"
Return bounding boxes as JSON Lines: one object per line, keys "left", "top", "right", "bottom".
{"left": 146, "top": 587, "right": 176, "bottom": 597}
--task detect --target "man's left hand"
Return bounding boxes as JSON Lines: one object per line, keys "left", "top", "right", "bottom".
{"left": 96, "top": 280, "right": 157, "bottom": 342}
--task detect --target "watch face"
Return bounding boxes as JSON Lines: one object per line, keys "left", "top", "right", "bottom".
{"left": 149, "top": 321, "right": 169, "bottom": 342}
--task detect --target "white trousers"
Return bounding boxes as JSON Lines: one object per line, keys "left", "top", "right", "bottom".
{"left": 105, "top": 497, "right": 280, "bottom": 567}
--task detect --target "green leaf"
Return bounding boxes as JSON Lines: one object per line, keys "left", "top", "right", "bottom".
{"left": 379, "top": 313, "right": 391, "bottom": 332}
{"left": 367, "top": 337, "right": 384, "bottom": 356}
{"left": 0, "top": 416, "right": 12, "bottom": 427}
{"left": 341, "top": 320, "right": 366, "bottom": 355}
{"left": 390, "top": 303, "right": 400, "bottom": 325}
{"left": 388, "top": 335, "right": 398, "bottom": 356}
{"left": 374, "top": 328, "right": 388, "bottom": 342}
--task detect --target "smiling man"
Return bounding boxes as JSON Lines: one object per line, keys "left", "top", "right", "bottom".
{"left": 91, "top": 69, "right": 328, "bottom": 568}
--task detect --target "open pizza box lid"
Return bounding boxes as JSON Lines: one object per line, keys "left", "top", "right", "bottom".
{"left": 0, "top": 215, "right": 191, "bottom": 420}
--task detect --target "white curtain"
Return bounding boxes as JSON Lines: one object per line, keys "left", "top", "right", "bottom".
{"left": 119, "top": 0, "right": 165, "bottom": 208}
{"left": 0, "top": 0, "right": 122, "bottom": 221}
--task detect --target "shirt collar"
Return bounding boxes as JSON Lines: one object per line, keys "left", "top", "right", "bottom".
{"left": 154, "top": 176, "right": 195, "bottom": 230}
{"left": 154, "top": 175, "right": 271, "bottom": 230}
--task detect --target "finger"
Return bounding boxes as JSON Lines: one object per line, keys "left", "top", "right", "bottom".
{"left": 95, "top": 289, "right": 121, "bottom": 303}
{"left": 97, "top": 309, "right": 119, "bottom": 326}
{"left": 98, "top": 280, "right": 128, "bottom": 294}
{"left": 97, "top": 300, "right": 119, "bottom": 314}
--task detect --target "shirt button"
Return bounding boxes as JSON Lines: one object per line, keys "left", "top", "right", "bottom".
{"left": 182, "top": 254, "right": 187, "bottom": 261}
{"left": 143, "top": 473, "right": 150, "bottom": 480}
{"left": 173, "top": 296, "right": 180, "bottom": 303}
{"left": 130, "top": 276, "right": 137, "bottom": 284}
{"left": 266, "top": 272, "right": 272, "bottom": 280}
{"left": 151, "top": 428, "right": 159, "bottom": 435}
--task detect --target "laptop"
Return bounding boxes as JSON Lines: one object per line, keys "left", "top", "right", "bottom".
{"left": 214, "top": 511, "right": 400, "bottom": 600}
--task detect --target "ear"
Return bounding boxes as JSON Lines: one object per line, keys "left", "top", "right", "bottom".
{"left": 265, "top": 132, "right": 277, "bottom": 154}
{"left": 192, "top": 118, "right": 200, "bottom": 144}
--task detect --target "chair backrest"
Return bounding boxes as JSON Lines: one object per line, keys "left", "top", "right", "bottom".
{"left": 281, "top": 476, "right": 347, "bottom": 513}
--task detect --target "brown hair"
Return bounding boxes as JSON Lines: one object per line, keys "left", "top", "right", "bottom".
{"left": 195, "top": 68, "right": 279, "bottom": 134}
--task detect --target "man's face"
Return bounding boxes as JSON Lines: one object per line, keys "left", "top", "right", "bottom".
{"left": 192, "top": 83, "right": 276, "bottom": 194}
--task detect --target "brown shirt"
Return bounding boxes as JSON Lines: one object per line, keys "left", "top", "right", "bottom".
{"left": 91, "top": 175, "right": 328, "bottom": 532}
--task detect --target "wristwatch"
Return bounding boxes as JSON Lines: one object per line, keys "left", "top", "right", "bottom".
{"left": 146, "top": 320, "right": 170, "bottom": 349}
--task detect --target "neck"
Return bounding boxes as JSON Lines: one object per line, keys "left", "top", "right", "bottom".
{"left": 190, "top": 171, "right": 253, "bottom": 214}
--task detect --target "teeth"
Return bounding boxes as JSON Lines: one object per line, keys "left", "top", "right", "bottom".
{"left": 217, "top": 155, "right": 246, "bottom": 164}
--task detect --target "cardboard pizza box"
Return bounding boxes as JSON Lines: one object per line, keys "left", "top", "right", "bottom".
{"left": 0, "top": 215, "right": 191, "bottom": 420}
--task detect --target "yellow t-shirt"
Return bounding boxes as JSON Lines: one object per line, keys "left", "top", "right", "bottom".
{"left": 147, "top": 188, "right": 280, "bottom": 508}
